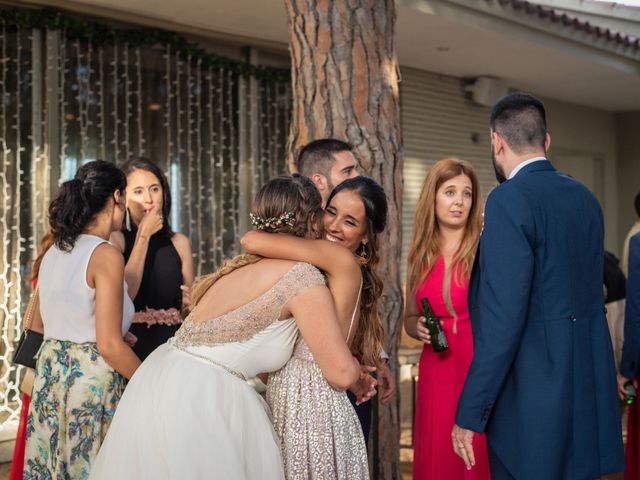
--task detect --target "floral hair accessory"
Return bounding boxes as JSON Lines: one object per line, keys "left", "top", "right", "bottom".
{"left": 249, "top": 211, "right": 296, "bottom": 231}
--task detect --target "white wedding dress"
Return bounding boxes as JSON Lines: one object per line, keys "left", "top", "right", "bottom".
{"left": 90, "top": 262, "right": 325, "bottom": 480}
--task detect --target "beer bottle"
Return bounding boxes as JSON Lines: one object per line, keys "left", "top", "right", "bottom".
{"left": 624, "top": 380, "right": 637, "bottom": 406}
{"left": 420, "top": 297, "right": 448, "bottom": 353}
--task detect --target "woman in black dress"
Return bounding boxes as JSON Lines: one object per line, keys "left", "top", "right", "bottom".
{"left": 111, "top": 158, "right": 194, "bottom": 360}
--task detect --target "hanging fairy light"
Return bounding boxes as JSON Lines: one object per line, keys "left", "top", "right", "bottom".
{"left": 123, "top": 44, "right": 131, "bottom": 162}
{"left": 217, "top": 67, "right": 225, "bottom": 266}
{"left": 111, "top": 43, "right": 119, "bottom": 163}
{"left": 136, "top": 47, "right": 145, "bottom": 156}
{"left": 227, "top": 69, "right": 239, "bottom": 256}
{"left": 0, "top": 12, "right": 293, "bottom": 431}
{"left": 98, "top": 46, "right": 106, "bottom": 161}
{"left": 194, "top": 58, "right": 204, "bottom": 276}
{"left": 164, "top": 44, "right": 172, "bottom": 176}
{"left": 59, "top": 32, "right": 68, "bottom": 182}
{"left": 207, "top": 64, "right": 217, "bottom": 270}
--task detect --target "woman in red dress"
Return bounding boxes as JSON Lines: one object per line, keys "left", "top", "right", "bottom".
{"left": 625, "top": 398, "right": 640, "bottom": 479}
{"left": 404, "top": 158, "right": 490, "bottom": 479}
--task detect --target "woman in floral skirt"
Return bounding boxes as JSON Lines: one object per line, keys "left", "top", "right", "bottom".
{"left": 24, "top": 160, "right": 140, "bottom": 480}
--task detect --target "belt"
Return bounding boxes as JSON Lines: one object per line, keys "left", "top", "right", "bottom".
{"left": 133, "top": 307, "right": 183, "bottom": 327}
{"left": 168, "top": 338, "right": 246, "bottom": 381}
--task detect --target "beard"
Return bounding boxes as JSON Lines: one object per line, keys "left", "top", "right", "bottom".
{"left": 491, "top": 145, "right": 507, "bottom": 184}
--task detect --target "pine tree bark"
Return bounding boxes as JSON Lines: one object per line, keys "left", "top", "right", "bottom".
{"left": 284, "top": 1, "right": 403, "bottom": 478}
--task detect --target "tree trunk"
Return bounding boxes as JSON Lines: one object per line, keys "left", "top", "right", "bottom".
{"left": 284, "top": 1, "right": 403, "bottom": 478}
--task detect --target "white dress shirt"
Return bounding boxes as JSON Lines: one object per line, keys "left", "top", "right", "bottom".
{"left": 508, "top": 156, "right": 547, "bottom": 180}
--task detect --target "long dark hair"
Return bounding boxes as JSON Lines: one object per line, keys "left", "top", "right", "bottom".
{"left": 119, "top": 157, "right": 174, "bottom": 237}
{"left": 326, "top": 176, "right": 387, "bottom": 365}
{"left": 49, "top": 160, "right": 126, "bottom": 251}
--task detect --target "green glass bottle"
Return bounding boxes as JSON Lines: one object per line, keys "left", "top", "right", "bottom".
{"left": 624, "top": 380, "right": 637, "bottom": 406}
{"left": 420, "top": 297, "right": 448, "bottom": 353}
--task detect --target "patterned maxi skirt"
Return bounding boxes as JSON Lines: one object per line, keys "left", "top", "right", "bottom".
{"left": 24, "top": 339, "right": 125, "bottom": 480}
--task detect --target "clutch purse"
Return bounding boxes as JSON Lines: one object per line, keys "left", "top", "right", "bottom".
{"left": 13, "top": 285, "right": 43, "bottom": 369}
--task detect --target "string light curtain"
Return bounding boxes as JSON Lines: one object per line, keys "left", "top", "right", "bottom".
{"left": 0, "top": 10, "right": 291, "bottom": 428}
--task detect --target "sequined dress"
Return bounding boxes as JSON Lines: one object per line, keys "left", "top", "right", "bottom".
{"left": 90, "top": 262, "right": 325, "bottom": 480}
{"left": 267, "top": 295, "right": 369, "bottom": 479}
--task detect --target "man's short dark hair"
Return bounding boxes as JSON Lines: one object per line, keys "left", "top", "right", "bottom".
{"left": 490, "top": 92, "right": 547, "bottom": 154}
{"left": 635, "top": 191, "right": 640, "bottom": 217}
{"left": 297, "top": 139, "right": 352, "bottom": 178}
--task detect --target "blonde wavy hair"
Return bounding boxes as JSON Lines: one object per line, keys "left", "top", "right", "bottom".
{"left": 190, "top": 174, "right": 323, "bottom": 310}
{"left": 407, "top": 158, "right": 483, "bottom": 298}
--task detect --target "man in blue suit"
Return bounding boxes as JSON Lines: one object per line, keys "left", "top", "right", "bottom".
{"left": 452, "top": 93, "right": 624, "bottom": 479}
{"left": 620, "top": 231, "right": 640, "bottom": 398}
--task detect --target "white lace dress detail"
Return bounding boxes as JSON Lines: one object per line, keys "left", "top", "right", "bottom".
{"left": 174, "top": 261, "right": 325, "bottom": 348}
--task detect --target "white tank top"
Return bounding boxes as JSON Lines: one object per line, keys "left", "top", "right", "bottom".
{"left": 39, "top": 234, "right": 134, "bottom": 343}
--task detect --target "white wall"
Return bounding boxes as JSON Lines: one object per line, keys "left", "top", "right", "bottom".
{"left": 400, "top": 69, "right": 621, "bottom": 260}
{"left": 616, "top": 111, "right": 640, "bottom": 250}
{"left": 543, "top": 98, "right": 619, "bottom": 254}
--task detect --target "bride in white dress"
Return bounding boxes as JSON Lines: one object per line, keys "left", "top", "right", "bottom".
{"left": 90, "top": 175, "right": 368, "bottom": 480}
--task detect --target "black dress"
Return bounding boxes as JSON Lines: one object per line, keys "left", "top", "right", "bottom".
{"left": 124, "top": 228, "right": 183, "bottom": 361}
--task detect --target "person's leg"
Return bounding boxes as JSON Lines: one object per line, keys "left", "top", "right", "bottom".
{"left": 346, "top": 390, "right": 372, "bottom": 445}
{"left": 488, "top": 445, "right": 516, "bottom": 480}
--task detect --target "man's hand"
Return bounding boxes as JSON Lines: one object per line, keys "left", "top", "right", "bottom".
{"left": 180, "top": 284, "right": 191, "bottom": 307}
{"left": 452, "top": 424, "right": 476, "bottom": 470}
{"left": 350, "top": 365, "right": 377, "bottom": 405}
{"left": 617, "top": 373, "right": 638, "bottom": 400}
{"left": 377, "top": 361, "right": 396, "bottom": 404}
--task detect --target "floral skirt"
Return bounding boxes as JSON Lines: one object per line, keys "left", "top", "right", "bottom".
{"left": 24, "top": 339, "right": 125, "bottom": 480}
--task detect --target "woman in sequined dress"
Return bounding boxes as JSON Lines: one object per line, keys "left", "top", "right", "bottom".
{"left": 110, "top": 158, "right": 194, "bottom": 361}
{"left": 404, "top": 158, "right": 490, "bottom": 480}
{"left": 90, "top": 175, "right": 374, "bottom": 480}
{"left": 242, "top": 176, "right": 388, "bottom": 480}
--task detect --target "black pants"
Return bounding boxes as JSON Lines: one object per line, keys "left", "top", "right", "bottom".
{"left": 346, "top": 390, "right": 372, "bottom": 445}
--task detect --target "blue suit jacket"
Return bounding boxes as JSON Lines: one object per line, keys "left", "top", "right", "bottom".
{"left": 455, "top": 160, "right": 624, "bottom": 479}
{"left": 621, "top": 232, "right": 640, "bottom": 378}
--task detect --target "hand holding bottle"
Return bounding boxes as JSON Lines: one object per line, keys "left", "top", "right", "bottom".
{"left": 415, "top": 316, "right": 445, "bottom": 345}
{"left": 617, "top": 373, "right": 638, "bottom": 404}
{"left": 420, "top": 298, "right": 449, "bottom": 352}
{"left": 415, "top": 316, "right": 431, "bottom": 343}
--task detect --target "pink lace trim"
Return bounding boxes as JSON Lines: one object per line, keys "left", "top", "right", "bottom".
{"left": 133, "top": 308, "right": 183, "bottom": 327}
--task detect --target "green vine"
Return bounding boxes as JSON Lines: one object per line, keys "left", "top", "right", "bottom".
{"left": 0, "top": 7, "right": 290, "bottom": 83}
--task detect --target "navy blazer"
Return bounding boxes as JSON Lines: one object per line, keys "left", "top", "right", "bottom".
{"left": 455, "top": 160, "right": 624, "bottom": 479}
{"left": 622, "top": 231, "right": 640, "bottom": 378}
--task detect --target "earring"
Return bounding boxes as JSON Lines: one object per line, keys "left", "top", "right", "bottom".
{"left": 356, "top": 243, "right": 369, "bottom": 266}
{"left": 125, "top": 208, "right": 131, "bottom": 232}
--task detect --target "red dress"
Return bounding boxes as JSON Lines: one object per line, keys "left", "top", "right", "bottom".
{"left": 9, "top": 393, "right": 30, "bottom": 480}
{"left": 412, "top": 256, "right": 490, "bottom": 480}
{"left": 626, "top": 404, "right": 640, "bottom": 479}
{"left": 9, "top": 277, "right": 37, "bottom": 480}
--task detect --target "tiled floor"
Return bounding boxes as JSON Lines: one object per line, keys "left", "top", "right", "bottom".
{"left": 0, "top": 371, "right": 629, "bottom": 480}
{"left": 0, "top": 462, "right": 9, "bottom": 479}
